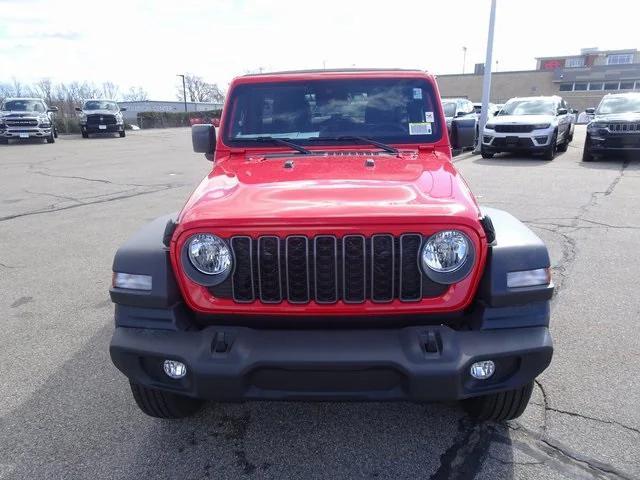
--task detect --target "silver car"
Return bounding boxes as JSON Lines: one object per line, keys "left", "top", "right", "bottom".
{"left": 0, "top": 98, "right": 58, "bottom": 144}
{"left": 481, "top": 96, "right": 575, "bottom": 160}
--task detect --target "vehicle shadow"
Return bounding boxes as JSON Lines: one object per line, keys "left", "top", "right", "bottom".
{"left": 472, "top": 150, "right": 569, "bottom": 167}
{"left": 578, "top": 152, "right": 639, "bottom": 171}
{"left": 0, "top": 324, "right": 517, "bottom": 480}
{"left": 1, "top": 138, "right": 50, "bottom": 146}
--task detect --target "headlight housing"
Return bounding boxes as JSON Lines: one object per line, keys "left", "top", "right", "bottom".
{"left": 532, "top": 123, "right": 551, "bottom": 129}
{"left": 421, "top": 230, "right": 475, "bottom": 284}
{"left": 484, "top": 123, "right": 495, "bottom": 130}
{"left": 187, "top": 234, "right": 232, "bottom": 275}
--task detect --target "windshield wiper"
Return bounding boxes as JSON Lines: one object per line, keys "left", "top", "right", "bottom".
{"left": 309, "top": 136, "right": 398, "bottom": 155}
{"left": 250, "top": 136, "right": 311, "bottom": 154}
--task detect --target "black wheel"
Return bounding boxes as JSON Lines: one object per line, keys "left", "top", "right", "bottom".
{"left": 119, "top": 130, "right": 126, "bottom": 138}
{"left": 542, "top": 132, "right": 557, "bottom": 160}
{"left": 582, "top": 135, "right": 595, "bottom": 162}
{"left": 129, "top": 382, "right": 203, "bottom": 419}
{"left": 462, "top": 381, "right": 534, "bottom": 422}
{"left": 481, "top": 145, "right": 494, "bottom": 159}
{"left": 82, "top": 132, "right": 89, "bottom": 139}
{"left": 46, "top": 133, "right": 55, "bottom": 144}
{"left": 0, "top": 138, "right": 8, "bottom": 145}
{"left": 53, "top": 127, "right": 58, "bottom": 139}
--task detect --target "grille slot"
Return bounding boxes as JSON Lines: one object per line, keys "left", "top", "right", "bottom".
{"left": 86, "top": 114, "right": 117, "bottom": 125}
{"left": 608, "top": 123, "right": 640, "bottom": 133}
{"left": 494, "top": 124, "right": 535, "bottom": 133}
{"left": 257, "top": 236, "right": 282, "bottom": 303}
{"left": 5, "top": 119, "right": 38, "bottom": 127}
{"left": 211, "top": 234, "right": 449, "bottom": 304}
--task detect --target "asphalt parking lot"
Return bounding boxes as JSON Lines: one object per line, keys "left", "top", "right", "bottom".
{"left": 1, "top": 127, "right": 639, "bottom": 480}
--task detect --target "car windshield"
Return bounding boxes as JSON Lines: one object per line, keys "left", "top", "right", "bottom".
{"left": 225, "top": 78, "right": 442, "bottom": 146}
{"left": 499, "top": 99, "right": 556, "bottom": 116}
{"left": 1, "top": 99, "right": 45, "bottom": 112}
{"left": 596, "top": 95, "right": 640, "bottom": 115}
{"left": 84, "top": 101, "right": 118, "bottom": 111}
{"left": 442, "top": 102, "right": 456, "bottom": 118}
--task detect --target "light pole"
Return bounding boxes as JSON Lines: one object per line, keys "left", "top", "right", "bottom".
{"left": 462, "top": 46, "right": 467, "bottom": 74}
{"left": 177, "top": 74, "right": 187, "bottom": 113}
{"left": 474, "top": 0, "right": 497, "bottom": 154}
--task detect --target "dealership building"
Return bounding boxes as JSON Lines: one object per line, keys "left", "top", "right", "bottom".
{"left": 437, "top": 48, "right": 640, "bottom": 111}
{"left": 117, "top": 100, "right": 222, "bottom": 123}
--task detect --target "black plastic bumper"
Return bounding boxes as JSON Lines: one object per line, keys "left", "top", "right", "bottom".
{"left": 110, "top": 325, "right": 552, "bottom": 402}
{"left": 83, "top": 124, "right": 123, "bottom": 133}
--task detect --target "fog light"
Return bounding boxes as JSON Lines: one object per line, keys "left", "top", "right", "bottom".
{"left": 112, "top": 272, "right": 152, "bottom": 290}
{"left": 507, "top": 268, "right": 550, "bottom": 288}
{"left": 163, "top": 360, "right": 187, "bottom": 379}
{"left": 470, "top": 360, "right": 495, "bottom": 380}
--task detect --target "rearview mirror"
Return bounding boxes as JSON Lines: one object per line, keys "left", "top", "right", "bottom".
{"left": 585, "top": 107, "right": 596, "bottom": 114}
{"left": 557, "top": 108, "right": 568, "bottom": 116}
{"left": 192, "top": 124, "right": 216, "bottom": 160}
{"left": 47, "top": 106, "right": 59, "bottom": 112}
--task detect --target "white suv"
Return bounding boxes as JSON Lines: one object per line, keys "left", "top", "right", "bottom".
{"left": 481, "top": 96, "right": 575, "bottom": 160}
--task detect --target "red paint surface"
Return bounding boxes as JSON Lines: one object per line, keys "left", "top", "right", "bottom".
{"left": 171, "top": 70, "right": 488, "bottom": 316}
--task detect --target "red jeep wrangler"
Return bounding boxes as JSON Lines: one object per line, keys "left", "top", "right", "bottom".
{"left": 110, "top": 69, "right": 553, "bottom": 421}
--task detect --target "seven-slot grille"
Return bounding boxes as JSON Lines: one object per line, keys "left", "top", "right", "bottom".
{"left": 608, "top": 123, "right": 640, "bottom": 133}
{"left": 209, "top": 234, "right": 449, "bottom": 304}
{"left": 86, "top": 114, "right": 117, "bottom": 125}
{"left": 494, "top": 124, "right": 535, "bottom": 133}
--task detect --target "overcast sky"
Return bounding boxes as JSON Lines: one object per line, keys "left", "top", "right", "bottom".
{"left": 1, "top": 0, "right": 638, "bottom": 100}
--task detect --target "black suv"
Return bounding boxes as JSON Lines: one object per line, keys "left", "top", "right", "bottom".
{"left": 583, "top": 93, "right": 640, "bottom": 161}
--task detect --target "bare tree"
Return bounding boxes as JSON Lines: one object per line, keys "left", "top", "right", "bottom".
{"left": 34, "top": 78, "right": 54, "bottom": 104}
{"left": 176, "top": 74, "right": 224, "bottom": 103}
{"left": 102, "top": 81, "right": 119, "bottom": 100}
{"left": 0, "top": 83, "right": 13, "bottom": 102}
{"left": 122, "top": 86, "right": 149, "bottom": 101}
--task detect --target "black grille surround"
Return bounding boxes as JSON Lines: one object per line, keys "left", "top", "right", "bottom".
{"left": 86, "top": 114, "right": 117, "bottom": 125}
{"left": 494, "top": 124, "right": 535, "bottom": 133}
{"left": 209, "top": 234, "right": 449, "bottom": 304}
{"left": 607, "top": 123, "right": 640, "bottom": 133}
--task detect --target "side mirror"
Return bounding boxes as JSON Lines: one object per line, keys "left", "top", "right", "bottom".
{"left": 571, "top": 109, "right": 579, "bottom": 115}
{"left": 585, "top": 107, "right": 596, "bottom": 114}
{"left": 192, "top": 124, "right": 216, "bottom": 160}
{"left": 455, "top": 110, "right": 466, "bottom": 117}
{"left": 119, "top": 107, "right": 127, "bottom": 112}
{"left": 557, "top": 108, "right": 568, "bottom": 116}
{"left": 75, "top": 107, "right": 82, "bottom": 112}
{"left": 48, "top": 106, "right": 59, "bottom": 112}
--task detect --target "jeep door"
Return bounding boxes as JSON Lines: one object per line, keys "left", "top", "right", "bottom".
{"left": 451, "top": 100, "right": 477, "bottom": 148}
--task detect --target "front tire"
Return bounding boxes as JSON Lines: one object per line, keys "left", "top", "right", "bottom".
{"left": 82, "top": 131, "right": 89, "bottom": 139}
{"left": 542, "top": 133, "right": 557, "bottom": 160}
{"left": 582, "top": 135, "right": 595, "bottom": 162}
{"left": 481, "top": 145, "right": 494, "bottom": 159}
{"left": 129, "top": 382, "right": 203, "bottom": 419}
{"left": 119, "top": 130, "right": 126, "bottom": 138}
{"left": 0, "top": 138, "right": 8, "bottom": 145}
{"left": 462, "top": 381, "right": 534, "bottom": 422}
{"left": 46, "top": 133, "right": 55, "bottom": 144}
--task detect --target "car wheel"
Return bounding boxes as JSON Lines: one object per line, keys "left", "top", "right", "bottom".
{"left": 542, "top": 133, "right": 557, "bottom": 160}
{"left": 53, "top": 128, "right": 58, "bottom": 139}
{"left": 0, "top": 138, "right": 8, "bottom": 145}
{"left": 462, "top": 381, "right": 534, "bottom": 422}
{"left": 46, "top": 133, "right": 55, "bottom": 144}
{"left": 119, "top": 130, "right": 126, "bottom": 138}
{"left": 480, "top": 145, "right": 494, "bottom": 159}
{"left": 582, "top": 135, "right": 595, "bottom": 162}
{"left": 82, "top": 132, "right": 89, "bottom": 139}
{"left": 129, "top": 382, "right": 203, "bottom": 419}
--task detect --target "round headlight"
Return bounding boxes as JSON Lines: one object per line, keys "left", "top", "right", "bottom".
{"left": 187, "top": 234, "right": 232, "bottom": 275}
{"left": 422, "top": 230, "right": 470, "bottom": 273}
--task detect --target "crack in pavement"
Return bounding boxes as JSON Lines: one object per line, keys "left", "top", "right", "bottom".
{"left": 0, "top": 184, "right": 183, "bottom": 222}
{"left": 31, "top": 169, "right": 181, "bottom": 189}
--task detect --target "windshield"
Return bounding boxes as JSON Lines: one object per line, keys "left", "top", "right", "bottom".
{"left": 499, "top": 99, "right": 556, "bottom": 116}
{"left": 1, "top": 99, "right": 46, "bottom": 112}
{"left": 225, "top": 78, "right": 442, "bottom": 146}
{"left": 596, "top": 95, "right": 640, "bottom": 115}
{"left": 442, "top": 102, "right": 456, "bottom": 118}
{"left": 83, "top": 101, "right": 118, "bottom": 111}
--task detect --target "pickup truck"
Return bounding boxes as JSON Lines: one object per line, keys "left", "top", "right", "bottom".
{"left": 109, "top": 69, "right": 553, "bottom": 422}
{"left": 0, "top": 97, "right": 58, "bottom": 144}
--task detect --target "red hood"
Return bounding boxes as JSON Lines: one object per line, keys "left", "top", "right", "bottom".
{"left": 178, "top": 149, "right": 482, "bottom": 230}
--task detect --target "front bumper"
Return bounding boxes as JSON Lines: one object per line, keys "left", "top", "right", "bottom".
{"left": 482, "top": 127, "right": 554, "bottom": 152}
{"left": 1, "top": 126, "right": 52, "bottom": 139}
{"left": 81, "top": 123, "right": 124, "bottom": 133}
{"left": 110, "top": 325, "right": 552, "bottom": 402}
{"left": 588, "top": 132, "right": 640, "bottom": 152}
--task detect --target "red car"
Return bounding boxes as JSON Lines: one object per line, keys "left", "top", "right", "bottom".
{"left": 110, "top": 69, "right": 553, "bottom": 421}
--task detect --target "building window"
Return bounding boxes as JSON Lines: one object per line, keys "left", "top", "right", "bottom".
{"left": 604, "top": 82, "right": 620, "bottom": 91}
{"left": 588, "top": 82, "right": 603, "bottom": 91}
{"left": 607, "top": 54, "right": 634, "bottom": 65}
{"left": 565, "top": 57, "right": 585, "bottom": 68}
{"left": 620, "top": 81, "right": 635, "bottom": 90}
{"left": 559, "top": 83, "right": 573, "bottom": 91}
